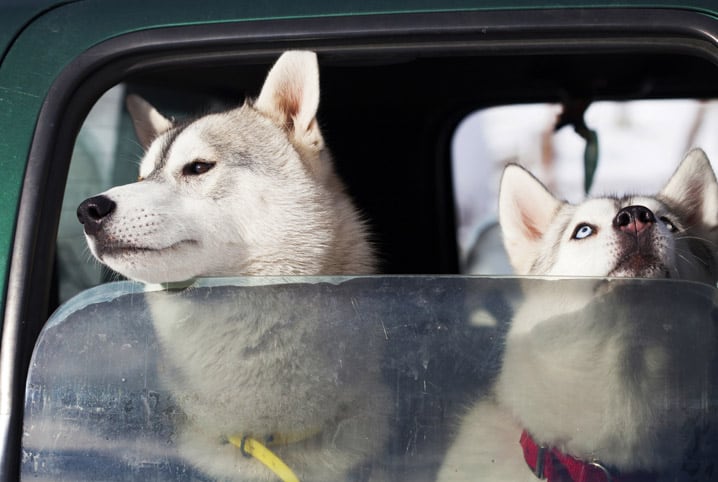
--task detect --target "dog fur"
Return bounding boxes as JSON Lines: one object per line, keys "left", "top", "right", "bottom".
{"left": 79, "top": 52, "right": 375, "bottom": 283}
{"left": 78, "top": 51, "right": 389, "bottom": 481}
{"left": 438, "top": 149, "right": 718, "bottom": 481}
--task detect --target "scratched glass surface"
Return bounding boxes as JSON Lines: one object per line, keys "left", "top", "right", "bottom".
{"left": 21, "top": 277, "right": 718, "bottom": 481}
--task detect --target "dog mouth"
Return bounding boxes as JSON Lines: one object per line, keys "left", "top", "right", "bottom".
{"left": 96, "top": 239, "right": 198, "bottom": 259}
{"left": 608, "top": 252, "right": 670, "bottom": 279}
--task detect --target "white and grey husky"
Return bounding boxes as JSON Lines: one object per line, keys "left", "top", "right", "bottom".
{"left": 438, "top": 149, "right": 718, "bottom": 481}
{"left": 77, "top": 51, "right": 389, "bottom": 481}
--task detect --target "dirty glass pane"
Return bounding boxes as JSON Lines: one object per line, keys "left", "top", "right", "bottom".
{"left": 22, "top": 277, "right": 718, "bottom": 481}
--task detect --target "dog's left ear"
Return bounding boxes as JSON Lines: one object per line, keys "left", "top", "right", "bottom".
{"left": 660, "top": 148, "right": 718, "bottom": 228}
{"left": 254, "top": 51, "right": 323, "bottom": 150}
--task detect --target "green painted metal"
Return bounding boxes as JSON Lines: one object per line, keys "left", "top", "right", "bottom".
{"left": 0, "top": 2, "right": 69, "bottom": 63}
{"left": 1, "top": 0, "right": 718, "bottom": 324}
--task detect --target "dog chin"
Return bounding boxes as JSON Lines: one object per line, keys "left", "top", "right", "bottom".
{"left": 95, "top": 240, "right": 202, "bottom": 283}
{"left": 608, "top": 260, "right": 670, "bottom": 279}
{"left": 105, "top": 261, "right": 200, "bottom": 284}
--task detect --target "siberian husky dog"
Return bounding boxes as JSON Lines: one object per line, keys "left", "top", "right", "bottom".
{"left": 77, "top": 51, "right": 390, "bottom": 480}
{"left": 438, "top": 149, "right": 718, "bottom": 481}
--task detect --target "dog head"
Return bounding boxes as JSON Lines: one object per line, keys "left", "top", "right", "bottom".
{"left": 499, "top": 149, "right": 718, "bottom": 284}
{"left": 77, "top": 51, "right": 372, "bottom": 283}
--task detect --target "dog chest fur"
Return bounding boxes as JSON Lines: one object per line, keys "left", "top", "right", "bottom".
{"left": 438, "top": 149, "right": 718, "bottom": 481}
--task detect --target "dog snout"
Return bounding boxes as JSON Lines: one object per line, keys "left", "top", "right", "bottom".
{"left": 77, "top": 195, "right": 117, "bottom": 236}
{"left": 613, "top": 205, "right": 656, "bottom": 235}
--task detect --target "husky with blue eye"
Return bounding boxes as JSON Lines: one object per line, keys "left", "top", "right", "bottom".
{"left": 438, "top": 149, "right": 718, "bottom": 481}
{"left": 77, "top": 51, "right": 390, "bottom": 481}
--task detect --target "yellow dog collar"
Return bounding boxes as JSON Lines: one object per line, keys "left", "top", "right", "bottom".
{"left": 228, "top": 428, "right": 321, "bottom": 482}
{"left": 229, "top": 435, "right": 299, "bottom": 482}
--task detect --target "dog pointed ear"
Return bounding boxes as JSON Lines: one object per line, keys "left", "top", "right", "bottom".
{"left": 254, "top": 51, "right": 322, "bottom": 148}
{"left": 126, "top": 94, "right": 174, "bottom": 150}
{"left": 660, "top": 148, "right": 718, "bottom": 229}
{"left": 499, "top": 164, "right": 563, "bottom": 274}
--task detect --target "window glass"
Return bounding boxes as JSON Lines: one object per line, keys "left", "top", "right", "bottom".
{"left": 22, "top": 276, "right": 718, "bottom": 480}
{"left": 453, "top": 99, "right": 718, "bottom": 274}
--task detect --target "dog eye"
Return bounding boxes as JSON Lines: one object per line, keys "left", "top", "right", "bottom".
{"left": 572, "top": 224, "right": 594, "bottom": 240}
{"left": 659, "top": 216, "right": 678, "bottom": 233}
{"left": 183, "top": 160, "right": 215, "bottom": 176}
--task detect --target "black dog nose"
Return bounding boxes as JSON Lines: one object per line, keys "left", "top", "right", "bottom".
{"left": 613, "top": 205, "right": 655, "bottom": 235}
{"left": 77, "top": 195, "right": 116, "bottom": 236}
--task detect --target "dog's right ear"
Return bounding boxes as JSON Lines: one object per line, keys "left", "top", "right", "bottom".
{"left": 254, "top": 51, "right": 322, "bottom": 150}
{"left": 126, "top": 94, "right": 174, "bottom": 150}
{"left": 660, "top": 148, "right": 718, "bottom": 230}
{"left": 499, "top": 164, "right": 563, "bottom": 275}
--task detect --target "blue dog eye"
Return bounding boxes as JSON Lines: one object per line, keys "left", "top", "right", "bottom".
{"left": 573, "top": 224, "right": 594, "bottom": 240}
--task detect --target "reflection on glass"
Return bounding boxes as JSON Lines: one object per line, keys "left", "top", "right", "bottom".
{"left": 438, "top": 278, "right": 718, "bottom": 481}
{"left": 22, "top": 277, "right": 718, "bottom": 481}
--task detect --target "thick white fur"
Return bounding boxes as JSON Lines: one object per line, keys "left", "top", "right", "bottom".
{"left": 86, "top": 51, "right": 374, "bottom": 283}
{"left": 145, "top": 286, "right": 389, "bottom": 481}
{"left": 499, "top": 149, "right": 718, "bottom": 283}
{"left": 80, "top": 51, "right": 389, "bottom": 480}
{"left": 438, "top": 150, "right": 718, "bottom": 481}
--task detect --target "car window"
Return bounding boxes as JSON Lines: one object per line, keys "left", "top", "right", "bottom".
{"left": 32, "top": 32, "right": 718, "bottom": 482}
{"left": 23, "top": 276, "right": 508, "bottom": 480}
{"left": 22, "top": 276, "right": 718, "bottom": 480}
{"left": 453, "top": 99, "right": 718, "bottom": 274}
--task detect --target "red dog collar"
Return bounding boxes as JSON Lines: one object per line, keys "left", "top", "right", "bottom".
{"left": 520, "top": 430, "right": 657, "bottom": 482}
